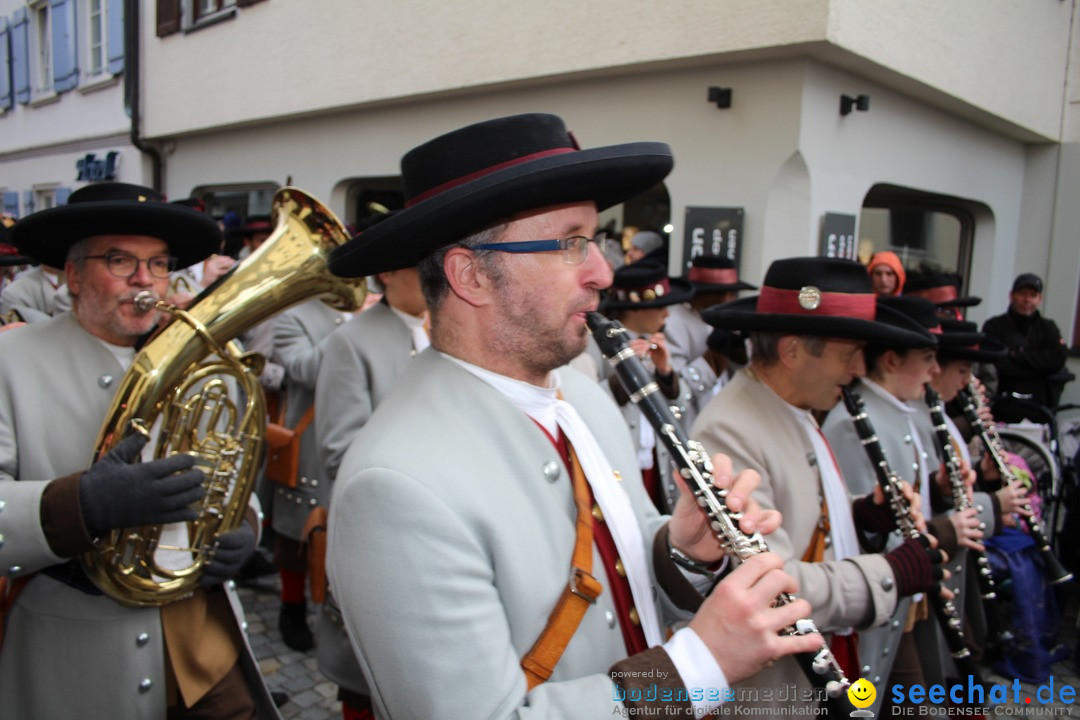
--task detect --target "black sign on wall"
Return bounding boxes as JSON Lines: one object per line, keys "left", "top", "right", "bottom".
{"left": 681, "top": 206, "right": 743, "bottom": 275}
{"left": 819, "top": 212, "right": 857, "bottom": 260}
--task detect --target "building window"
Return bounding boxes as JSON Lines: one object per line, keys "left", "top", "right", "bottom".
{"left": 87, "top": 0, "right": 105, "bottom": 76}
{"left": 30, "top": 1, "right": 52, "bottom": 97}
{"left": 859, "top": 184, "right": 975, "bottom": 291}
{"left": 194, "top": 0, "right": 236, "bottom": 22}
{"left": 35, "top": 188, "right": 57, "bottom": 211}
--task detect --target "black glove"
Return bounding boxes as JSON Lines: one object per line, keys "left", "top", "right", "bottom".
{"left": 852, "top": 495, "right": 897, "bottom": 535}
{"left": 884, "top": 536, "right": 945, "bottom": 597}
{"left": 200, "top": 523, "right": 256, "bottom": 587}
{"left": 78, "top": 433, "right": 205, "bottom": 537}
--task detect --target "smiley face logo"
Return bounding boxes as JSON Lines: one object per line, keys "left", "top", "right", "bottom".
{"left": 847, "top": 678, "right": 876, "bottom": 709}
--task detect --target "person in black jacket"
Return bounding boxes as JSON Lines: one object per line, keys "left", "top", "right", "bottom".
{"left": 981, "top": 273, "right": 1069, "bottom": 420}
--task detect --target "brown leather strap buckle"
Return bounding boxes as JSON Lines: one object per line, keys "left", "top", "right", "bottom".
{"left": 569, "top": 567, "right": 601, "bottom": 604}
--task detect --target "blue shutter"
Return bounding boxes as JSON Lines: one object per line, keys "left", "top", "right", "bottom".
{"left": 11, "top": 9, "right": 29, "bottom": 104}
{"left": 0, "top": 19, "right": 12, "bottom": 111}
{"left": 55, "top": 187, "right": 72, "bottom": 205}
{"left": 51, "top": 0, "right": 78, "bottom": 93}
{"left": 106, "top": 0, "right": 123, "bottom": 74}
{"left": 22, "top": 190, "right": 34, "bottom": 216}
{"left": 2, "top": 192, "right": 19, "bottom": 217}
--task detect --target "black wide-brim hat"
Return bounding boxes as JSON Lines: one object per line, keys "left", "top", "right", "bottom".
{"left": 903, "top": 271, "right": 981, "bottom": 308}
{"left": 328, "top": 113, "right": 674, "bottom": 277}
{"left": 686, "top": 255, "right": 757, "bottom": 294}
{"left": 0, "top": 222, "right": 32, "bottom": 267}
{"left": 600, "top": 261, "right": 694, "bottom": 311}
{"left": 702, "top": 257, "right": 935, "bottom": 347}
{"left": 874, "top": 296, "right": 941, "bottom": 349}
{"left": 936, "top": 318, "right": 1008, "bottom": 362}
{"left": 10, "top": 182, "right": 222, "bottom": 270}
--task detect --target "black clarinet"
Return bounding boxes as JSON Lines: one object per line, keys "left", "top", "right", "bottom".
{"left": 924, "top": 385, "right": 1014, "bottom": 647}
{"left": 840, "top": 386, "right": 983, "bottom": 683}
{"left": 957, "top": 381, "right": 1072, "bottom": 585}
{"left": 587, "top": 313, "right": 854, "bottom": 711}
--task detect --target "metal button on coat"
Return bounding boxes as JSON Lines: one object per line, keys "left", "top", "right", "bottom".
{"left": 605, "top": 608, "right": 616, "bottom": 628}
{"left": 98, "top": 374, "right": 113, "bottom": 389}
{"left": 542, "top": 461, "right": 560, "bottom": 482}
{"left": 881, "top": 577, "right": 894, "bottom": 591}
{"left": 139, "top": 679, "right": 153, "bottom": 692}
{"left": 136, "top": 633, "right": 150, "bottom": 647}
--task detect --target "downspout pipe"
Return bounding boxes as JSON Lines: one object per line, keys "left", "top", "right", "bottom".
{"left": 124, "top": 0, "right": 163, "bottom": 192}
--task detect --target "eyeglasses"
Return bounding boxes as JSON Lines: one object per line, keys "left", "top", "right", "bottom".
{"left": 470, "top": 235, "right": 618, "bottom": 266}
{"left": 81, "top": 252, "right": 177, "bottom": 279}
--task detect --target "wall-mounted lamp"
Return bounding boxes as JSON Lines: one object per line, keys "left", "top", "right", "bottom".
{"left": 708, "top": 86, "right": 733, "bottom": 109}
{"left": 840, "top": 94, "right": 870, "bottom": 116}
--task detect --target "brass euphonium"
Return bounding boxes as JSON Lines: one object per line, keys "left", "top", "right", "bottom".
{"left": 83, "top": 187, "right": 365, "bottom": 607}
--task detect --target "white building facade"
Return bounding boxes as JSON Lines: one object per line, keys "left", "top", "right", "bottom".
{"left": 3, "top": 1, "right": 1079, "bottom": 376}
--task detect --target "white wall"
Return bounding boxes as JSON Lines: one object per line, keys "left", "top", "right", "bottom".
{"left": 161, "top": 57, "right": 1034, "bottom": 315}
{"left": 140, "top": 0, "right": 1073, "bottom": 142}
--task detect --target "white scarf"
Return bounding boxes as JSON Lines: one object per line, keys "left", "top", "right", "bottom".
{"left": 445, "top": 355, "right": 664, "bottom": 647}
{"left": 389, "top": 305, "right": 431, "bottom": 354}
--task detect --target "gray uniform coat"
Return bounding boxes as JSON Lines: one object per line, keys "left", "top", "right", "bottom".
{"left": 269, "top": 299, "right": 348, "bottom": 540}
{"left": 314, "top": 300, "right": 422, "bottom": 694}
{"left": 0, "top": 265, "right": 64, "bottom": 319}
{"left": 0, "top": 311, "right": 277, "bottom": 719}
{"left": 690, "top": 369, "right": 899, "bottom": 714}
{"left": 316, "top": 301, "right": 419, "bottom": 483}
{"left": 822, "top": 379, "right": 931, "bottom": 708}
{"left": 328, "top": 351, "right": 690, "bottom": 719}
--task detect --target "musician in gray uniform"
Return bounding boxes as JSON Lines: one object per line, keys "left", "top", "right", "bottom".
{"left": 0, "top": 183, "right": 279, "bottom": 720}
{"left": 313, "top": 262, "right": 428, "bottom": 716}
{"left": 268, "top": 298, "right": 352, "bottom": 651}
{"left": 666, "top": 256, "right": 756, "bottom": 432}
{"left": 599, "top": 262, "right": 692, "bottom": 513}
{"left": 0, "top": 261, "right": 67, "bottom": 321}
{"left": 822, "top": 296, "right": 979, "bottom": 710}
{"left": 323, "top": 113, "right": 824, "bottom": 719}
{"left": 691, "top": 257, "right": 943, "bottom": 716}
{"left": 916, "top": 319, "right": 1023, "bottom": 666}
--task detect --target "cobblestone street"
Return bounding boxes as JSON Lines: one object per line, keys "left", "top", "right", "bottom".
{"left": 238, "top": 572, "right": 340, "bottom": 720}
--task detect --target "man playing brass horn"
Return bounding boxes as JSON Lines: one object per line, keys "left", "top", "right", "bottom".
{"left": 0, "top": 183, "right": 279, "bottom": 719}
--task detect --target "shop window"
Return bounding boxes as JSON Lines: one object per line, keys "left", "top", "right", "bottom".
{"left": 859, "top": 184, "right": 974, "bottom": 288}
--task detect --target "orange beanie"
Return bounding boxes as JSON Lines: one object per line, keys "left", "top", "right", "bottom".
{"left": 867, "top": 251, "right": 906, "bottom": 295}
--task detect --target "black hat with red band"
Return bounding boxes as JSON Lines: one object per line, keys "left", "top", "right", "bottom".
{"left": 936, "top": 318, "right": 1008, "bottom": 363}
{"left": 702, "top": 256, "right": 935, "bottom": 347}
{"left": 328, "top": 113, "right": 673, "bottom": 278}
{"left": 686, "top": 255, "right": 756, "bottom": 294}
{"left": 601, "top": 262, "right": 694, "bottom": 312}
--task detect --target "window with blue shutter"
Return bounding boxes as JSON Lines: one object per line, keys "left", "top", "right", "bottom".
{"left": 11, "top": 9, "right": 29, "bottom": 104}
{"left": 50, "top": 0, "right": 77, "bottom": 92}
{"left": 22, "top": 190, "right": 34, "bottom": 216}
{"left": 2, "top": 192, "right": 19, "bottom": 218}
{"left": 0, "top": 19, "right": 12, "bottom": 111}
{"left": 106, "top": 0, "right": 123, "bottom": 74}
{"left": 55, "top": 187, "right": 72, "bottom": 205}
